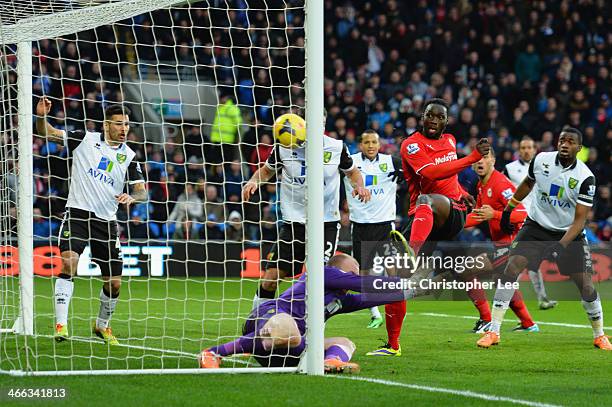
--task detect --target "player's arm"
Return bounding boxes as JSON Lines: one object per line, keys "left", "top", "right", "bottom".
{"left": 242, "top": 147, "right": 277, "bottom": 201}
{"left": 35, "top": 97, "right": 64, "bottom": 143}
{"left": 560, "top": 176, "right": 595, "bottom": 246}
{"left": 340, "top": 145, "right": 370, "bottom": 202}
{"left": 389, "top": 156, "right": 404, "bottom": 183}
{"left": 117, "top": 161, "right": 147, "bottom": 205}
{"left": 500, "top": 160, "right": 538, "bottom": 233}
{"left": 405, "top": 138, "right": 490, "bottom": 181}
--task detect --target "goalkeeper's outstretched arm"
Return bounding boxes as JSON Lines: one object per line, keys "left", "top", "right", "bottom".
{"left": 35, "top": 97, "right": 64, "bottom": 143}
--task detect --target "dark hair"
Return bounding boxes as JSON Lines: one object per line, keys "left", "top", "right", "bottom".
{"left": 520, "top": 135, "right": 534, "bottom": 143}
{"left": 423, "top": 98, "right": 449, "bottom": 112}
{"left": 104, "top": 105, "right": 131, "bottom": 120}
{"left": 358, "top": 129, "right": 379, "bottom": 142}
{"left": 561, "top": 125, "right": 583, "bottom": 144}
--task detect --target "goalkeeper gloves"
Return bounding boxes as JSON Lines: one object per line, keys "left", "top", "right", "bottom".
{"left": 388, "top": 168, "right": 404, "bottom": 183}
{"left": 500, "top": 210, "right": 515, "bottom": 235}
{"left": 543, "top": 242, "right": 565, "bottom": 262}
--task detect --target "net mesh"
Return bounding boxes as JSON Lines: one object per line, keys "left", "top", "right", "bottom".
{"left": 0, "top": 0, "right": 307, "bottom": 373}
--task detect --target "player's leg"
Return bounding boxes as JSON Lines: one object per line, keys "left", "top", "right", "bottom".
{"left": 54, "top": 210, "right": 88, "bottom": 341}
{"left": 509, "top": 290, "right": 538, "bottom": 332}
{"left": 456, "top": 252, "right": 493, "bottom": 333}
{"left": 324, "top": 337, "right": 360, "bottom": 374}
{"left": 91, "top": 220, "right": 122, "bottom": 345}
{"left": 476, "top": 254, "right": 526, "bottom": 347}
{"left": 528, "top": 268, "right": 557, "bottom": 310}
{"left": 409, "top": 193, "right": 453, "bottom": 254}
{"left": 560, "top": 241, "right": 611, "bottom": 350}
{"left": 477, "top": 221, "right": 547, "bottom": 348}
{"left": 353, "top": 222, "right": 387, "bottom": 328}
{"left": 253, "top": 222, "right": 303, "bottom": 308}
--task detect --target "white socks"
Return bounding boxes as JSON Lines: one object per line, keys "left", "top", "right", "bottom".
{"left": 54, "top": 277, "right": 74, "bottom": 325}
{"left": 490, "top": 285, "right": 517, "bottom": 334}
{"left": 582, "top": 294, "right": 604, "bottom": 338}
{"left": 528, "top": 270, "right": 547, "bottom": 301}
{"left": 55, "top": 278, "right": 120, "bottom": 329}
{"left": 96, "top": 288, "right": 119, "bottom": 329}
{"left": 370, "top": 306, "right": 381, "bottom": 319}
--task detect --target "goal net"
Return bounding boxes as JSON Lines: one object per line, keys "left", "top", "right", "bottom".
{"left": 0, "top": 0, "right": 325, "bottom": 376}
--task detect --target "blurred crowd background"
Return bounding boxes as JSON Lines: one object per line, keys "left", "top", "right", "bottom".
{"left": 1, "top": 0, "right": 610, "bottom": 245}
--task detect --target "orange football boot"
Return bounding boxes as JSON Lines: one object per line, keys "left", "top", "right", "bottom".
{"left": 477, "top": 331, "right": 500, "bottom": 348}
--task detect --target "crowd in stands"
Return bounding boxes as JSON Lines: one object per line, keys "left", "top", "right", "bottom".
{"left": 2, "top": 0, "right": 611, "bottom": 244}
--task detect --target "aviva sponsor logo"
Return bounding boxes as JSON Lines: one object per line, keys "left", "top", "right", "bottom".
{"left": 540, "top": 183, "right": 570, "bottom": 208}
{"left": 365, "top": 174, "right": 385, "bottom": 195}
{"left": 365, "top": 174, "right": 378, "bottom": 186}
{"left": 97, "top": 157, "right": 114, "bottom": 172}
{"left": 88, "top": 157, "right": 115, "bottom": 186}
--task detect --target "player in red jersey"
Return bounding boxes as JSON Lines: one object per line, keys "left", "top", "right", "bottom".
{"left": 462, "top": 149, "right": 538, "bottom": 334}
{"left": 367, "top": 98, "right": 490, "bottom": 356}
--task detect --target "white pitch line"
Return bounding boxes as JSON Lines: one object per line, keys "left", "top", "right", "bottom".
{"left": 331, "top": 376, "right": 562, "bottom": 407}
{"left": 38, "top": 334, "right": 250, "bottom": 366}
{"left": 418, "top": 312, "right": 612, "bottom": 330}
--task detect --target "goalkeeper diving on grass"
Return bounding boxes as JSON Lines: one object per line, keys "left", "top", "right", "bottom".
{"left": 199, "top": 253, "right": 415, "bottom": 373}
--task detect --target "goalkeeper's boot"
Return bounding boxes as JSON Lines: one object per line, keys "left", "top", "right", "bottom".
{"left": 324, "top": 358, "right": 360, "bottom": 374}
{"left": 472, "top": 319, "right": 491, "bottom": 334}
{"left": 54, "top": 323, "right": 69, "bottom": 342}
{"left": 512, "top": 323, "right": 540, "bottom": 333}
{"left": 199, "top": 350, "right": 221, "bottom": 368}
{"left": 593, "top": 335, "right": 612, "bottom": 351}
{"left": 366, "top": 343, "right": 401, "bottom": 356}
{"left": 477, "top": 331, "right": 500, "bottom": 348}
{"left": 93, "top": 324, "right": 119, "bottom": 346}
{"left": 539, "top": 298, "right": 558, "bottom": 310}
{"left": 367, "top": 316, "right": 384, "bottom": 329}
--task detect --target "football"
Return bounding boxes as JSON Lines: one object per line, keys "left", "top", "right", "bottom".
{"left": 273, "top": 113, "right": 306, "bottom": 148}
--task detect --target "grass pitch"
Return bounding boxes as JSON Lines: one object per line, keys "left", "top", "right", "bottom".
{"left": 1, "top": 277, "right": 611, "bottom": 406}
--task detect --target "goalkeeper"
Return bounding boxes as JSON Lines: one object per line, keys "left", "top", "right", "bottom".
{"left": 199, "top": 253, "right": 413, "bottom": 373}
{"left": 36, "top": 97, "right": 147, "bottom": 345}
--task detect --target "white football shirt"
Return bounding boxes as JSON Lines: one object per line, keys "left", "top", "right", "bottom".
{"left": 63, "top": 130, "right": 144, "bottom": 221}
{"left": 345, "top": 153, "right": 398, "bottom": 223}
{"left": 527, "top": 152, "right": 595, "bottom": 232}
{"left": 265, "top": 135, "right": 354, "bottom": 223}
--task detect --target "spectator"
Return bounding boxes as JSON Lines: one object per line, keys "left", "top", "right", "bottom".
{"left": 225, "top": 210, "right": 244, "bottom": 241}
{"left": 168, "top": 183, "right": 203, "bottom": 223}
{"left": 515, "top": 43, "right": 541, "bottom": 85}
{"left": 209, "top": 91, "right": 242, "bottom": 163}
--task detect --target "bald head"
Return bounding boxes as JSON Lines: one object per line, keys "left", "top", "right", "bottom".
{"left": 259, "top": 313, "right": 301, "bottom": 350}
{"left": 327, "top": 253, "right": 360, "bottom": 274}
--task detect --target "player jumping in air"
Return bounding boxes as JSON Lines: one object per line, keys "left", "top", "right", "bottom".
{"left": 344, "top": 129, "right": 403, "bottom": 329}
{"left": 367, "top": 98, "right": 490, "bottom": 356}
{"left": 198, "top": 253, "right": 414, "bottom": 373}
{"left": 463, "top": 148, "right": 538, "bottom": 334}
{"left": 477, "top": 127, "right": 611, "bottom": 350}
{"left": 243, "top": 124, "right": 370, "bottom": 310}
{"left": 505, "top": 136, "right": 557, "bottom": 310}
{"left": 36, "top": 97, "right": 147, "bottom": 345}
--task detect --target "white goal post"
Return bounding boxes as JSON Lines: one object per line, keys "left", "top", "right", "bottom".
{"left": 0, "top": 0, "right": 324, "bottom": 376}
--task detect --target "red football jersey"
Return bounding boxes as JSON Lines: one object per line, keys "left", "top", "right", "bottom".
{"left": 400, "top": 131, "right": 463, "bottom": 215}
{"left": 475, "top": 170, "right": 526, "bottom": 244}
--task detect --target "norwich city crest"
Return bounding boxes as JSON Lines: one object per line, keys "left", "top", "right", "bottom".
{"left": 568, "top": 177, "right": 578, "bottom": 189}
{"left": 116, "top": 153, "right": 127, "bottom": 164}
{"left": 379, "top": 163, "right": 388, "bottom": 172}
{"left": 323, "top": 151, "right": 332, "bottom": 163}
